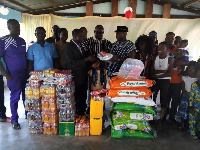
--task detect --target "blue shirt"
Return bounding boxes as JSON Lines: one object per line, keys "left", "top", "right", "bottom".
{"left": 0, "top": 36, "right": 27, "bottom": 75}
{"left": 27, "top": 42, "right": 58, "bottom": 70}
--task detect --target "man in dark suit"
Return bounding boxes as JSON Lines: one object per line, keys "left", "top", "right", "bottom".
{"left": 64, "top": 29, "right": 96, "bottom": 115}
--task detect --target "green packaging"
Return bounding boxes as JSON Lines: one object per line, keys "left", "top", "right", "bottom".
{"left": 111, "top": 126, "right": 154, "bottom": 139}
{"left": 59, "top": 122, "right": 75, "bottom": 136}
{"left": 113, "top": 103, "right": 156, "bottom": 115}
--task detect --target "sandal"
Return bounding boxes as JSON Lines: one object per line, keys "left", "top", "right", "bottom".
{"left": 0, "top": 117, "right": 11, "bottom": 123}
{"left": 191, "top": 135, "right": 198, "bottom": 140}
{"left": 11, "top": 122, "right": 21, "bottom": 130}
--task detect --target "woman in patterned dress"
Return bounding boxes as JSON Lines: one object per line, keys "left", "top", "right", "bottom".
{"left": 189, "top": 64, "right": 200, "bottom": 140}
{"left": 177, "top": 61, "right": 197, "bottom": 130}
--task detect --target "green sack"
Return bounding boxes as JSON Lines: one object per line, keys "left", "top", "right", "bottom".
{"left": 112, "top": 110, "right": 154, "bottom": 121}
{"left": 111, "top": 126, "right": 154, "bottom": 139}
{"left": 113, "top": 103, "right": 156, "bottom": 115}
{"left": 112, "top": 119, "right": 152, "bottom": 133}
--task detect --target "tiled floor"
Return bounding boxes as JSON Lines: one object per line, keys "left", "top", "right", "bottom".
{"left": 0, "top": 79, "right": 200, "bottom": 150}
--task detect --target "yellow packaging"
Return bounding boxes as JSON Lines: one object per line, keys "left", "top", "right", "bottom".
{"left": 90, "top": 97, "right": 104, "bottom": 118}
{"left": 43, "top": 112, "right": 50, "bottom": 122}
{"left": 51, "top": 123, "right": 58, "bottom": 135}
{"left": 90, "top": 118, "right": 102, "bottom": 135}
{"left": 43, "top": 122, "right": 51, "bottom": 135}
{"left": 33, "top": 87, "right": 40, "bottom": 99}
{"left": 50, "top": 102, "right": 57, "bottom": 112}
{"left": 40, "top": 85, "right": 45, "bottom": 97}
{"left": 25, "top": 87, "right": 33, "bottom": 99}
{"left": 50, "top": 112, "right": 58, "bottom": 123}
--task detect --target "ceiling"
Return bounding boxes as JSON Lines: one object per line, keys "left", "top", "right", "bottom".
{"left": 0, "top": 0, "right": 200, "bottom": 16}
{"left": 0, "top": 0, "right": 110, "bottom": 15}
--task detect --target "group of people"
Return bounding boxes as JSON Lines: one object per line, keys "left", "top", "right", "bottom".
{"left": 0, "top": 19, "right": 200, "bottom": 140}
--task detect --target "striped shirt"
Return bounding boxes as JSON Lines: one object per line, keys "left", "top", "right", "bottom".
{"left": 81, "top": 36, "right": 112, "bottom": 57}
{"left": 108, "top": 40, "right": 135, "bottom": 78}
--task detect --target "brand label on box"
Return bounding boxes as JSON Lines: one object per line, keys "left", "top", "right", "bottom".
{"left": 120, "top": 81, "right": 148, "bottom": 87}
{"left": 59, "top": 122, "right": 75, "bottom": 136}
{"left": 118, "top": 90, "right": 146, "bottom": 96}
{"left": 130, "top": 113, "right": 153, "bottom": 120}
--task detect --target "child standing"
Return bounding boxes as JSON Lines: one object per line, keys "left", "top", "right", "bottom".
{"left": 189, "top": 65, "right": 200, "bottom": 140}
{"left": 86, "top": 60, "right": 106, "bottom": 115}
{"left": 176, "top": 40, "right": 189, "bottom": 62}
{"left": 89, "top": 60, "right": 107, "bottom": 91}
{"left": 177, "top": 61, "right": 197, "bottom": 130}
{"left": 152, "top": 42, "right": 174, "bottom": 122}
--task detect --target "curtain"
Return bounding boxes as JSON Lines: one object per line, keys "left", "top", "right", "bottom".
{"left": 22, "top": 13, "right": 52, "bottom": 43}
{"left": 22, "top": 14, "right": 200, "bottom": 60}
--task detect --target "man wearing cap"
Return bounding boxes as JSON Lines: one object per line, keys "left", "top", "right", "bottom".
{"left": 108, "top": 26, "right": 135, "bottom": 78}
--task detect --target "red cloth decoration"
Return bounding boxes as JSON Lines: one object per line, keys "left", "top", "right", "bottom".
{"left": 125, "top": 10, "right": 132, "bottom": 19}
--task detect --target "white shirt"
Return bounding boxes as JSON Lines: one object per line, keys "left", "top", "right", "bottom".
{"left": 154, "top": 55, "right": 170, "bottom": 79}
{"left": 182, "top": 76, "right": 197, "bottom": 92}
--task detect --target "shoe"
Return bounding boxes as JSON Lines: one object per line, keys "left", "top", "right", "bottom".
{"left": 161, "top": 116, "right": 167, "bottom": 123}
{"left": 179, "top": 125, "right": 185, "bottom": 131}
{"left": 191, "top": 135, "right": 198, "bottom": 140}
{"left": 169, "top": 117, "right": 179, "bottom": 124}
{"left": 11, "top": 121, "right": 21, "bottom": 130}
{"left": 160, "top": 108, "right": 166, "bottom": 119}
{"left": 0, "top": 117, "right": 11, "bottom": 123}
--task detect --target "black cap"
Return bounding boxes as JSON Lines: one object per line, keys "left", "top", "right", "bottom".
{"left": 115, "top": 26, "right": 128, "bottom": 32}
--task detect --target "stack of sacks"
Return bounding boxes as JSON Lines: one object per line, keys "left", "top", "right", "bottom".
{"left": 25, "top": 70, "right": 43, "bottom": 134}
{"left": 108, "top": 76, "right": 156, "bottom": 139}
{"left": 75, "top": 115, "right": 90, "bottom": 136}
{"left": 109, "top": 76, "right": 155, "bottom": 106}
{"left": 40, "top": 69, "right": 61, "bottom": 135}
{"left": 55, "top": 71, "right": 75, "bottom": 122}
{"left": 55, "top": 71, "right": 76, "bottom": 136}
{"left": 90, "top": 89, "right": 108, "bottom": 135}
{"left": 25, "top": 69, "right": 75, "bottom": 135}
{"left": 41, "top": 83, "right": 58, "bottom": 135}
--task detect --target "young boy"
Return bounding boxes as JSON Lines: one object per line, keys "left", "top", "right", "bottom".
{"left": 174, "top": 40, "right": 189, "bottom": 75}
{"left": 89, "top": 60, "right": 107, "bottom": 91}
{"left": 0, "top": 19, "right": 27, "bottom": 129}
{"left": 176, "top": 40, "right": 189, "bottom": 62}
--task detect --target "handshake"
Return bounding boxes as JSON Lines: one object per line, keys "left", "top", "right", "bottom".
{"left": 84, "top": 55, "right": 98, "bottom": 62}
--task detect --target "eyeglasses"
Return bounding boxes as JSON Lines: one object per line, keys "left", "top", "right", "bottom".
{"left": 95, "top": 31, "right": 104, "bottom": 34}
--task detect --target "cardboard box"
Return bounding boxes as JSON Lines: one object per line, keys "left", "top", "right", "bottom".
{"left": 59, "top": 122, "right": 74, "bottom": 136}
